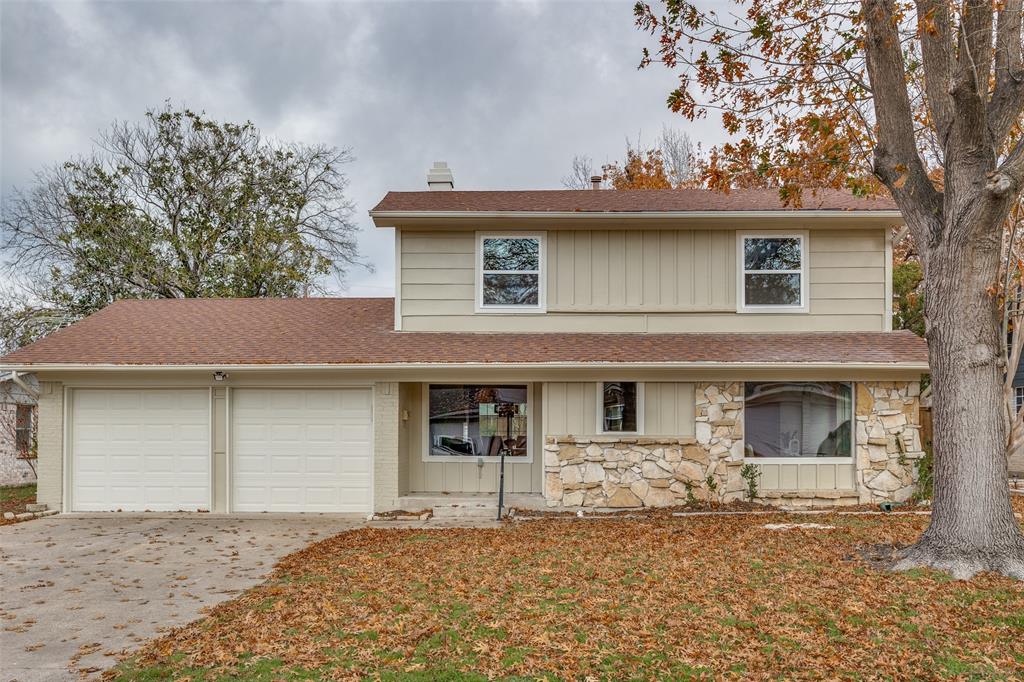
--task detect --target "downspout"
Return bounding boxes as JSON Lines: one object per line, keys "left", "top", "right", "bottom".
{"left": 9, "top": 371, "right": 39, "bottom": 400}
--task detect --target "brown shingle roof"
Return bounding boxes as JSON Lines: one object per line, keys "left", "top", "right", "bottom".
{"left": 370, "top": 188, "right": 898, "bottom": 214}
{"left": 0, "top": 298, "right": 928, "bottom": 368}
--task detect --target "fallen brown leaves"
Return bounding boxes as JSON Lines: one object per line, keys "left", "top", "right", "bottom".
{"left": 111, "top": 510, "right": 1024, "bottom": 681}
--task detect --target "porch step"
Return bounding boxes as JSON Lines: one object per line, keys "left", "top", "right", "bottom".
{"left": 431, "top": 500, "right": 500, "bottom": 519}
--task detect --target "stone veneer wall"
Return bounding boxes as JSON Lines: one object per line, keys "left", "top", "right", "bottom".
{"left": 0, "top": 403, "right": 36, "bottom": 486}
{"left": 543, "top": 380, "right": 924, "bottom": 508}
{"left": 543, "top": 383, "right": 746, "bottom": 507}
{"left": 855, "top": 381, "right": 924, "bottom": 503}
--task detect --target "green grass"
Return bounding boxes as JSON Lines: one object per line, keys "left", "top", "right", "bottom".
{"left": 0, "top": 483, "right": 36, "bottom": 504}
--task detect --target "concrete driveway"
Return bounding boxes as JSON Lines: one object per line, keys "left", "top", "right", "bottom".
{"left": 0, "top": 514, "right": 365, "bottom": 681}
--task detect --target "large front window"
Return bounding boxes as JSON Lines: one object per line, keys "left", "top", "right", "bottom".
{"left": 478, "top": 234, "right": 544, "bottom": 310}
{"left": 427, "top": 384, "right": 529, "bottom": 459}
{"left": 744, "top": 382, "right": 852, "bottom": 458}
{"left": 738, "top": 233, "right": 807, "bottom": 311}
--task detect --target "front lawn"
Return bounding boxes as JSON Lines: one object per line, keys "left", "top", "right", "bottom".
{"left": 0, "top": 483, "right": 36, "bottom": 524}
{"left": 112, "top": 506, "right": 1024, "bottom": 681}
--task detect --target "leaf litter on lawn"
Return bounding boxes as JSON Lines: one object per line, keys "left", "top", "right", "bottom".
{"left": 108, "top": 511, "right": 1024, "bottom": 681}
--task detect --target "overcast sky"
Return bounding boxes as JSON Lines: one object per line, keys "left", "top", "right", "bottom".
{"left": 1, "top": 0, "right": 727, "bottom": 296}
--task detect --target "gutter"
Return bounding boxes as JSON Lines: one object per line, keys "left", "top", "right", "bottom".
{"left": 0, "top": 361, "right": 930, "bottom": 372}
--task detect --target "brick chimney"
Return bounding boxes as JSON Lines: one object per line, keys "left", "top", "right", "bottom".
{"left": 427, "top": 161, "right": 454, "bottom": 191}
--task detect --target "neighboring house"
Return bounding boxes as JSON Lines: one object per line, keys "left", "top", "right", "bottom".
{"left": 0, "top": 163, "right": 929, "bottom": 514}
{"left": 0, "top": 372, "right": 39, "bottom": 486}
{"left": 1011, "top": 359, "right": 1024, "bottom": 476}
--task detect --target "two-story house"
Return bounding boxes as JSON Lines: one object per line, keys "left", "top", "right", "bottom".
{"left": 0, "top": 163, "right": 929, "bottom": 514}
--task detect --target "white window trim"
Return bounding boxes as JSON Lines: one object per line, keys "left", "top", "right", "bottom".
{"left": 1015, "top": 385, "right": 1024, "bottom": 413}
{"left": 475, "top": 232, "right": 547, "bottom": 314}
{"left": 740, "top": 380, "right": 855, "bottom": 462}
{"left": 736, "top": 230, "right": 810, "bottom": 313}
{"left": 422, "top": 382, "right": 534, "bottom": 463}
{"left": 596, "top": 381, "right": 645, "bottom": 435}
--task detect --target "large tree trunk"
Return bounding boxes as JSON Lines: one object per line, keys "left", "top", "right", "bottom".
{"left": 894, "top": 215, "right": 1024, "bottom": 579}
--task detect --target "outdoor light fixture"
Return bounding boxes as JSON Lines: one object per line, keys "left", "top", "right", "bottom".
{"left": 495, "top": 401, "right": 520, "bottom": 521}
{"left": 213, "top": 371, "right": 228, "bottom": 381}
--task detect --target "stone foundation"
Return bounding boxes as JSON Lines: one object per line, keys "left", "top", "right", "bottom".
{"left": 855, "top": 381, "right": 924, "bottom": 503}
{"left": 543, "top": 382, "right": 747, "bottom": 508}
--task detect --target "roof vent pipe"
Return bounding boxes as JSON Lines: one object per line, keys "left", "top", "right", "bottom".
{"left": 590, "top": 175, "right": 602, "bottom": 190}
{"left": 427, "top": 161, "right": 455, "bottom": 191}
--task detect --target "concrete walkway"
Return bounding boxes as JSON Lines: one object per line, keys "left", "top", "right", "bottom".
{"left": 0, "top": 514, "right": 365, "bottom": 681}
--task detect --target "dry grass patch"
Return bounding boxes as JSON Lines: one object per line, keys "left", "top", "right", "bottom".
{"left": 110, "top": 508, "right": 1024, "bottom": 681}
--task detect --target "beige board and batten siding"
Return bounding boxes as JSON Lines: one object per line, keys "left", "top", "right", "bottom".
{"left": 400, "top": 382, "right": 543, "bottom": 494}
{"left": 754, "top": 461, "right": 855, "bottom": 491}
{"left": 399, "top": 228, "right": 887, "bottom": 332}
{"left": 543, "top": 382, "right": 695, "bottom": 436}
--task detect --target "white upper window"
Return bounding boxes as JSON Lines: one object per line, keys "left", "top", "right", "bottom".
{"left": 1016, "top": 386, "right": 1024, "bottom": 413}
{"left": 737, "top": 232, "right": 809, "bottom": 312}
{"left": 476, "top": 233, "right": 545, "bottom": 312}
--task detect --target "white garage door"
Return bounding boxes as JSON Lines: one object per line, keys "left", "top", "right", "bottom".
{"left": 231, "top": 388, "right": 373, "bottom": 512}
{"left": 71, "top": 389, "right": 211, "bottom": 512}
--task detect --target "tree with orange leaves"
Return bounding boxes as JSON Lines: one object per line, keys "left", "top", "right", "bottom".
{"left": 564, "top": 127, "right": 698, "bottom": 190}
{"left": 604, "top": 147, "right": 674, "bottom": 189}
{"left": 636, "top": 0, "right": 1024, "bottom": 578}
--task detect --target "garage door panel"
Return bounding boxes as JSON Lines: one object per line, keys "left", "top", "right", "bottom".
{"left": 235, "top": 454, "right": 267, "bottom": 474}
{"left": 270, "top": 456, "right": 302, "bottom": 474}
{"left": 339, "top": 458, "right": 370, "bottom": 475}
{"left": 178, "top": 455, "right": 210, "bottom": 473}
{"left": 76, "top": 455, "right": 109, "bottom": 473}
{"left": 72, "top": 389, "right": 211, "bottom": 512}
{"left": 232, "top": 486, "right": 264, "bottom": 506}
{"left": 269, "top": 487, "right": 302, "bottom": 504}
{"left": 178, "top": 424, "right": 208, "bottom": 440}
{"left": 267, "top": 391, "right": 303, "bottom": 410}
{"left": 103, "top": 391, "right": 141, "bottom": 410}
{"left": 340, "top": 388, "right": 372, "bottom": 408}
{"left": 270, "top": 424, "right": 304, "bottom": 441}
{"left": 305, "top": 455, "right": 336, "bottom": 474}
{"left": 231, "top": 388, "right": 372, "bottom": 513}
{"left": 305, "top": 424, "right": 336, "bottom": 441}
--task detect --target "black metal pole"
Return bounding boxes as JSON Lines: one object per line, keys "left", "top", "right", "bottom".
{"left": 497, "top": 444, "right": 506, "bottom": 521}
{"left": 496, "top": 409, "right": 509, "bottom": 521}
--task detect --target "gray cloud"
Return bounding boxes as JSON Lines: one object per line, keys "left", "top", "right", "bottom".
{"left": 1, "top": 0, "right": 727, "bottom": 296}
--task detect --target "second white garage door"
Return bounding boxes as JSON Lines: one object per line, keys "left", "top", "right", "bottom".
{"left": 230, "top": 388, "right": 373, "bottom": 512}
